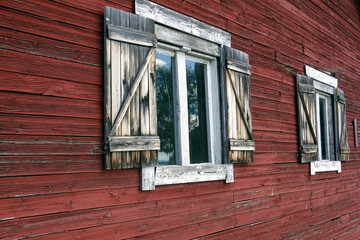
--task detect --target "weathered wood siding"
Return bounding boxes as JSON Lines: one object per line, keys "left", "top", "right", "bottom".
{"left": 1, "top": 0, "right": 359, "bottom": 239}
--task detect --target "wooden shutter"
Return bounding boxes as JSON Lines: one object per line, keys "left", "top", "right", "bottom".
{"left": 220, "top": 45, "right": 254, "bottom": 163}
{"left": 104, "top": 7, "right": 159, "bottom": 169}
{"left": 336, "top": 88, "right": 350, "bottom": 161}
{"left": 296, "top": 74, "right": 318, "bottom": 163}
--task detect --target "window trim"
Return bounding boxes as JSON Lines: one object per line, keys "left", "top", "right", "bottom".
{"left": 306, "top": 65, "right": 342, "bottom": 175}
{"left": 135, "top": 0, "right": 231, "bottom": 47}
{"left": 137, "top": 0, "right": 234, "bottom": 191}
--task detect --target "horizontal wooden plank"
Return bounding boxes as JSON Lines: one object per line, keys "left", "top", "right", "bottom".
{"left": 0, "top": 187, "right": 144, "bottom": 221}
{"left": 136, "top": 0, "right": 230, "bottom": 46}
{"left": 201, "top": 209, "right": 311, "bottom": 240}
{"left": 0, "top": 201, "right": 159, "bottom": 239}
{"left": 108, "top": 136, "right": 160, "bottom": 152}
{"left": 156, "top": 191, "right": 233, "bottom": 216}
{"left": 0, "top": 114, "right": 102, "bottom": 137}
{"left": 51, "top": 0, "right": 132, "bottom": 15}
{"left": 0, "top": 49, "right": 101, "bottom": 85}
{"left": 0, "top": 71, "right": 101, "bottom": 101}
{"left": 107, "top": 24, "right": 156, "bottom": 47}
{"left": 0, "top": 156, "right": 102, "bottom": 177}
{"left": 227, "top": 59, "right": 251, "bottom": 75}
{"left": 154, "top": 164, "right": 234, "bottom": 186}
{"left": 229, "top": 140, "right": 255, "bottom": 151}
{"left": 0, "top": 7, "right": 101, "bottom": 49}
{"left": 0, "top": 135, "right": 102, "bottom": 156}
{"left": 305, "top": 65, "right": 337, "bottom": 88}
{"left": 125, "top": 216, "right": 236, "bottom": 240}
{"left": 27, "top": 202, "right": 236, "bottom": 239}
{"left": 0, "top": 92, "right": 101, "bottom": 119}
{"left": 0, "top": 191, "right": 233, "bottom": 229}
{"left": 298, "top": 83, "right": 315, "bottom": 93}
{"left": 301, "top": 144, "right": 318, "bottom": 154}
{"left": 155, "top": 24, "right": 220, "bottom": 57}
{"left": 0, "top": 171, "right": 139, "bottom": 199}
{"left": 0, "top": 27, "right": 101, "bottom": 66}
{"left": 1, "top": 0, "right": 101, "bottom": 32}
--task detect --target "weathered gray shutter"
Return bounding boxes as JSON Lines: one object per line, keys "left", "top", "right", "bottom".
{"left": 220, "top": 45, "right": 254, "bottom": 163}
{"left": 336, "top": 88, "right": 350, "bottom": 161}
{"left": 296, "top": 74, "right": 318, "bottom": 163}
{"left": 104, "top": 7, "right": 159, "bottom": 169}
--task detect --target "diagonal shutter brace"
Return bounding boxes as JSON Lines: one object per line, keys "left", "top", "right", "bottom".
{"left": 108, "top": 47, "right": 155, "bottom": 137}
{"left": 226, "top": 69, "right": 253, "bottom": 141}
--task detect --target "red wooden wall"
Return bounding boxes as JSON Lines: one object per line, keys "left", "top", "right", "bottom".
{"left": 1, "top": 0, "right": 360, "bottom": 239}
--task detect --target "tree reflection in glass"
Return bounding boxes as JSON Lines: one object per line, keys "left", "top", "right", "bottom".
{"left": 186, "top": 59, "right": 209, "bottom": 164}
{"left": 156, "top": 53, "right": 176, "bottom": 165}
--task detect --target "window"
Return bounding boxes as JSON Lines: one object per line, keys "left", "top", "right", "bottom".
{"left": 296, "top": 66, "right": 350, "bottom": 175}
{"left": 317, "top": 93, "right": 332, "bottom": 161}
{"left": 155, "top": 49, "right": 221, "bottom": 166}
{"left": 104, "top": 0, "right": 254, "bottom": 190}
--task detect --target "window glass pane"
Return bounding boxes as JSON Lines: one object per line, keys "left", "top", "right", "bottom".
{"left": 319, "top": 97, "right": 329, "bottom": 160}
{"left": 156, "top": 53, "right": 176, "bottom": 165}
{"left": 186, "top": 59, "right": 208, "bottom": 164}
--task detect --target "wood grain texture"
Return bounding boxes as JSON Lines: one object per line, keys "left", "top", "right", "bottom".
{"left": 104, "top": 7, "right": 158, "bottom": 169}
{"left": 337, "top": 88, "right": 350, "bottom": 161}
{"left": 222, "top": 45, "right": 254, "bottom": 163}
{"left": 1, "top": 0, "right": 360, "bottom": 239}
{"left": 296, "top": 74, "right": 318, "bottom": 163}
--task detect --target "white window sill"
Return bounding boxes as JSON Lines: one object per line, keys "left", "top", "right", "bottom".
{"left": 310, "top": 160, "right": 341, "bottom": 175}
{"left": 141, "top": 164, "right": 234, "bottom": 191}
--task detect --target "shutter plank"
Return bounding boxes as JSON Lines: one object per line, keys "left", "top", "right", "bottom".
{"left": 242, "top": 73, "right": 253, "bottom": 161}
{"left": 109, "top": 7, "right": 122, "bottom": 169}
{"left": 236, "top": 70, "right": 242, "bottom": 160}
{"left": 107, "top": 24, "right": 156, "bottom": 47}
{"left": 143, "top": 15, "right": 157, "bottom": 167}
{"left": 119, "top": 11, "right": 130, "bottom": 168}
{"left": 104, "top": 7, "right": 112, "bottom": 169}
{"left": 129, "top": 14, "right": 140, "bottom": 168}
{"left": 227, "top": 70, "right": 236, "bottom": 161}
{"left": 109, "top": 136, "right": 160, "bottom": 152}
{"left": 110, "top": 40, "right": 122, "bottom": 169}
{"left": 140, "top": 46, "right": 151, "bottom": 166}
{"left": 220, "top": 46, "right": 229, "bottom": 164}
{"left": 149, "top": 51, "right": 157, "bottom": 165}
{"left": 227, "top": 42, "right": 236, "bottom": 163}
{"left": 230, "top": 140, "right": 255, "bottom": 151}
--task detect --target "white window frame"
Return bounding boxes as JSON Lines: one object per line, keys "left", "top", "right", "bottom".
{"left": 305, "top": 65, "right": 341, "bottom": 175}
{"left": 138, "top": 0, "right": 233, "bottom": 190}
{"left": 316, "top": 93, "right": 330, "bottom": 161}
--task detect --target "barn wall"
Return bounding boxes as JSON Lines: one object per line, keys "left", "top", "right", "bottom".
{"left": 1, "top": 0, "right": 360, "bottom": 239}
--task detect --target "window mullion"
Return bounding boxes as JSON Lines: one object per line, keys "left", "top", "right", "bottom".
{"left": 174, "top": 51, "right": 190, "bottom": 166}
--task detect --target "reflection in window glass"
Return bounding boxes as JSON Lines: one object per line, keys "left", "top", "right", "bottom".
{"left": 156, "top": 53, "right": 176, "bottom": 165}
{"left": 319, "top": 97, "right": 329, "bottom": 160}
{"left": 186, "top": 59, "right": 208, "bottom": 164}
